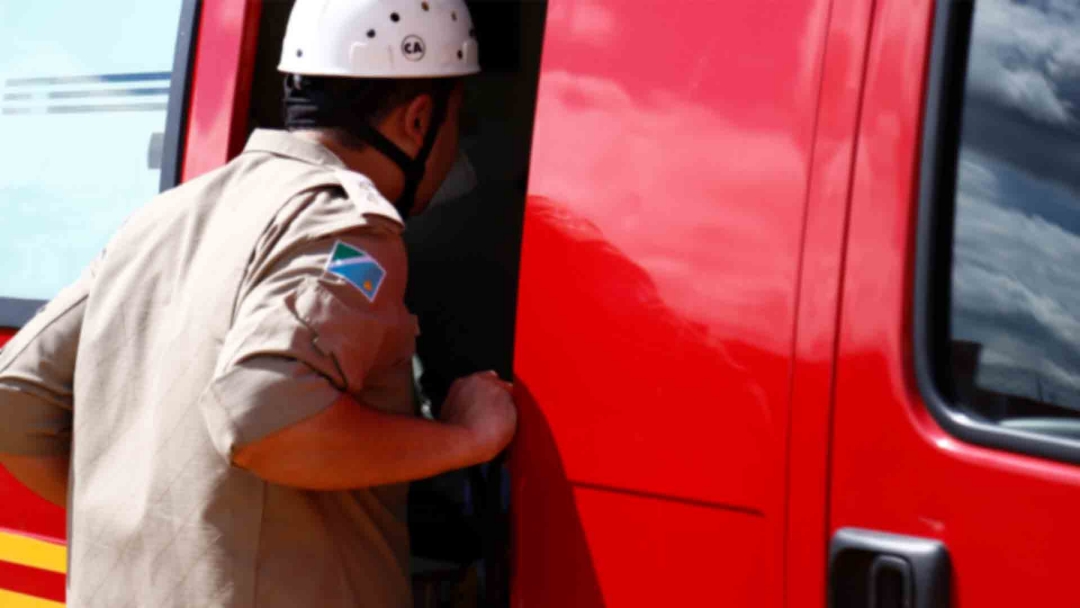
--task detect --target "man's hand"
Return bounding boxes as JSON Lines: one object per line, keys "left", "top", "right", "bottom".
{"left": 440, "top": 371, "right": 517, "bottom": 463}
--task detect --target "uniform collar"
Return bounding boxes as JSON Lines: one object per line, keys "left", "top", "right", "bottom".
{"left": 243, "top": 129, "right": 348, "bottom": 168}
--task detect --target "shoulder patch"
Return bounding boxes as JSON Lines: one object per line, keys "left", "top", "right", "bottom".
{"left": 325, "top": 240, "right": 387, "bottom": 302}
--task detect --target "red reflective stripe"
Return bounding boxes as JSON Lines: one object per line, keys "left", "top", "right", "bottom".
{"left": 0, "top": 468, "right": 66, "bottom": 542}
{"left": 0, "top": 331, "right": 67, "bottom": 544}
{"left": 0, "top": 560, "right": 65, "bottom": 603}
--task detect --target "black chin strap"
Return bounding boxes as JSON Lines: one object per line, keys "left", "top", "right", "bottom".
{"left": 350, "top": 92, "right": 449, "bottom": 219}
{"left": 283, "top": 75, "right": 451, "bottom": 219}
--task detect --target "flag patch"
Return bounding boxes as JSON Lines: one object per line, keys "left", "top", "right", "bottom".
{"left": 325, "top": 241, "right": 387, "bottom": 302}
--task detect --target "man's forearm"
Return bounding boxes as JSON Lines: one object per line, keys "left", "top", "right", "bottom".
{"left": 232, "top": 394, "right": 487, "bottom": 490}
{"left": 0, "top": 455, "right": 69, "bottom": 508}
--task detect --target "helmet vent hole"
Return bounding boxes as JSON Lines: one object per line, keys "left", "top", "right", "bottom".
{"left": 367, "top": 29, "right": 376, "bottom": 38}
{"left": 391, "top": 12, "right": 400, "bottom": 22}
{"left": 457, "top": 50, "right": 464, "bottom": 60}
{"left": 296, "top": 49, "right": 303, "bottom": 57}
{"left": 452, "top": 11, "right": 458, "bottom": 21}
{"left": 421, "top": 2, "right": 430, "bottom": 10}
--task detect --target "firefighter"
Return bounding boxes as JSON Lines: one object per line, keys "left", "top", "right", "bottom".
{"left": 0, "top": 1, "right": 516, "bottom": 606}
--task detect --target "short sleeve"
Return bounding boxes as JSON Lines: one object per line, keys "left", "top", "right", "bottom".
{"left": 199, "top": 225, "right": 412, "bottom": 460}
{"left": 0, "top": 253, "right": 102, "bottom": 455}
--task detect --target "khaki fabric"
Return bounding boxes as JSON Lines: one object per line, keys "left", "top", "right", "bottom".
{"left": 0, "top": 130, "right": 419, "bottom": 608}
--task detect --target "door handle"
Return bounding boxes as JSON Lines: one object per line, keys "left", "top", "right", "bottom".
{"left": 829, "top": 528, "right": 950, "bottom": 608}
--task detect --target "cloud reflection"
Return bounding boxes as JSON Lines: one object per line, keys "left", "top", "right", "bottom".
{"left": 952, "top": 0, "right": 1080, "bottom": 412}
{"left": 966, "top": 0, "right": 1080, "bottom": 126}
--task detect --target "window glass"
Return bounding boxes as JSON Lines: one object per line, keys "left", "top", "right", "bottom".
{"left": 949, "top": 0, "right": 1080, "bottom": 424}
{"left": 0, "top": 0, "right": 184, "bottom": 310}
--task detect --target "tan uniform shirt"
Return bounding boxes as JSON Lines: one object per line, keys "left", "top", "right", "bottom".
{"left": 0, "top": 130, "right": 418, "bottom": 608}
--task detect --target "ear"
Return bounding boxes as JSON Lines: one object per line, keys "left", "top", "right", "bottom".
{"left": 401, "top": 94, "right": 435, "bottom": 151}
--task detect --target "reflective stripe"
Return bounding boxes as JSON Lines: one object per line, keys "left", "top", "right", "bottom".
{"left": 0, "top": 588, "right": 64, "bottom": 608}
{"left": 0, "top": 531, "right": 66, "bottom": 574}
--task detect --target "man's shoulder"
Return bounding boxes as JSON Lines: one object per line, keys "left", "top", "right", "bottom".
{"left": 316, "top": 167, "right": 403, "bottom": 229}
{"left": 271, "top": 169, "right": 402, "bottom": 243}
{"left": 246, "top": 167, "right": 406, "bottom": 292}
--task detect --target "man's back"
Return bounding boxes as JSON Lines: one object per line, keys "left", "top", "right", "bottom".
{"left": 61, "top": 131, "right": 415, "bottom": 607}
{"left": 1, "top": 4, "right": 520, "bottom": 603}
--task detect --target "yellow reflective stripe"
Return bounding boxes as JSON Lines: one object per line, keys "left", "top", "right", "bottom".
{"left": 0, "top": 530, "right": 66, "bottom": 574}
{"left": 0, "top": 588, "right": 64, "bottom": 608}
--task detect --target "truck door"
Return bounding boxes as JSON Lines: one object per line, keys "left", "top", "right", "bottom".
{"left": 829, "top": 1, "right": 1080, "bottom": 606}
{"left": 511, "top": 0, "right": 833, "bottom": 605}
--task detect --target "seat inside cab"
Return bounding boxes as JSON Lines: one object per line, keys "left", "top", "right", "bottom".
{"left": 246, "top": 2, "right": 547, "bottom": 606}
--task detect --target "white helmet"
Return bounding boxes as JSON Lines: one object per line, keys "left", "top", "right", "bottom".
{"left": 278, "top": 0, "right": 480, "bottom": 79}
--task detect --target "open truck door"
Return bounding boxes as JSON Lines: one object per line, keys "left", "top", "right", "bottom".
{"left": 510, "top": 0, "right": 838, "bottom": 605}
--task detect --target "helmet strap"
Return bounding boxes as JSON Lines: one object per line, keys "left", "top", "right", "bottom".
{"left": 349, "top": 90, "right": 450, "bottom": 219}
{"left": 282, "top": 75, "right": 453, "bottom": 219}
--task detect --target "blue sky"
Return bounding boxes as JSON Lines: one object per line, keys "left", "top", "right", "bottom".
{"left": 0, "top": 0, "right": 183, "bottom": 301}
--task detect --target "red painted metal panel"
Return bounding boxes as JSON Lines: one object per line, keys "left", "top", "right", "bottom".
{"left": 574, "top": 487, "right": 767, "bottom": 607}
{"left": 0, "top": 466, "right": 65, "bottom": 542}
{"left": 0, "top": 332, "right": 66, "bottom": 544}
{"left": 0, "top": 335, "right": 64, "bottom": 606}
{"left": 783, "top": 0, "right": 878, "bottom": 605}
{"left": 831, "top": 0, "right": 1080, "bottom": 605}
{"left": 511, "top": 387, "right": 769, "bottom": 606}
{"left": 0, "top": 560, "right": 65, "bottom": 603}
{"left": 513, "top": 0, "right": 830, "bottom": 604}
{"left": 181, "top": 0, "right": 262, "bottom": 182}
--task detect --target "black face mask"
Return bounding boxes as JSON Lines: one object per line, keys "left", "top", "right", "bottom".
{"left": 284, "top": 75, "right": 451, "bottom": 220}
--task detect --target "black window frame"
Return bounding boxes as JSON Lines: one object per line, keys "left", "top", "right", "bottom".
{"left": 0, "top": 0, "right": 201, "bottom": 329}
{"left": 914, "top": 0, "right": 1080, "bottom": 465}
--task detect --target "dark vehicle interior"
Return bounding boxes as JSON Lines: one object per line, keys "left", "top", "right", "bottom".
{"left": 246, "top": 1, "right": 548, "bottom": 605}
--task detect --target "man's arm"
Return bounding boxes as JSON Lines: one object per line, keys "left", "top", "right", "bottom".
{"left": 0, "top": 256, "right": 100, "bottom": 508}
{"left": 201, "top": 223, "right": 515, "bottom": 489}
{"left": 232, "top": 372, "right": 515, "bottom": 490}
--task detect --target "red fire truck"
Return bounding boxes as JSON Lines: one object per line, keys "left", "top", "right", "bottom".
{"left": 3, "top": 0, "right": 1080, "bottom": 606}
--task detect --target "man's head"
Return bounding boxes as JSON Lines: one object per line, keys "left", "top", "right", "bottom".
{"left": 283, "top": 75, "right": 466, "bottom": 215}
{"left": 278, "top": 0, "right": 479, "bottom": 217}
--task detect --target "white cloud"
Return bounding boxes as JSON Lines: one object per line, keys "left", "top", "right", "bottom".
{"left": 966, "top": 0, "right": 1080, "bottom": 126}
{"left": 952, "top": 150, "right": 1080, "bottom": 406}
{"left": 997, "top": 68, "right": 1072, "bottom": 124}
{"left": 956, "top": 153, "right": 1001, "bottom": 199}
{"left": 544, "top": 1, "right": 616, "bottom": 44}
{"left": 1048, "top": 38, "right": 1080, "bottom": 81}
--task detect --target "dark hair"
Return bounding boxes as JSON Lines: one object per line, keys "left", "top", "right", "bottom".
{"left": 282, "top": 74, "right": 459, "bottom": 139}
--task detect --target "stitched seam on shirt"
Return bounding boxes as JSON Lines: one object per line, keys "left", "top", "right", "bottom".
{"left": 302, "top": 283, "right": 389, "bottom": 396}
{"left": 0, "top": 376, "right": 74, "bottom": 410}
{"left": 230, "top": 178, "right": 351, "bottom": 329}
{"left": 304, "top": 285, "right": 352, "bottom": 393}
{"left": 320, "top": 343, "right": 350, "bottom": 394}
{"left": 207, "top": 380, "right": 245, "bottom": 461}
{"left": 243, "top": 196, "right": 375, "bottom": 303}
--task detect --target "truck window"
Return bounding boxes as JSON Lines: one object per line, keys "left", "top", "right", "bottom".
{"left": 0, "top": 0, "right": 193, "bottom": 327}
{"left": 918, "top": 0, "right": 1080, "bottom": 457}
